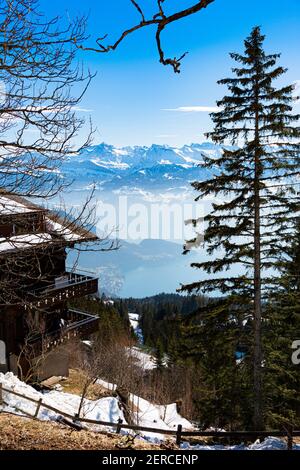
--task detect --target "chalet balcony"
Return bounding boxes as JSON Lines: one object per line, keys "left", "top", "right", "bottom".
{"left": 28, "top": 308, "right": 99, "bottom": 351}
{"left": 26, "top": 272, "right": 98, "bottom": 308}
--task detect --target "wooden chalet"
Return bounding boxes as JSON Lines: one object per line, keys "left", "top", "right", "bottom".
{"left": 0, "top": 193, "right": 99, "bottom": 379}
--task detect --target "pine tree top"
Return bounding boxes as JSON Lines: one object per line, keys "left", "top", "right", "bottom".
{"left": 182, "top": 26, "right": 300, "bottom": 297}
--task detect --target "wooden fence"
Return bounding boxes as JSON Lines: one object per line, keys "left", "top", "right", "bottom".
{"left": 0, "top": 383, "right": 299, "bottom": 449}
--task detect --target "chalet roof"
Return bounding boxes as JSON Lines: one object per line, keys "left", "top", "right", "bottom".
{"left": 0, "top": 233, "right": 53, "bottom": 252}
{"left": 0, "top": 193, "right": 98, "bottom": 254}
{"left": 45, "top": 213, "right": 98, "bottom": 244}
{"left": 0, "top": 194, "right": 47, "bottom": 216}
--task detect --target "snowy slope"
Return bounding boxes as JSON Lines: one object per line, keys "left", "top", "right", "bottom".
{"left": 181, "top": 437, "right": 300, "bottom": 451}
{"left": 130, "top": 394, "right": 194, "bottom": 435}
{"left": 1, "top": 373, "right": 299, "bottom": 449}
{"left": 0, "top": 372, "right": 124, "bottom": 431}
{"left": 128, "top": 313, "right": 144, "bottom": 343}
{"left": 127, "top": 346, "right": 156, "bottom": 371}
{"left": 0, "top": 372, "right": 192, "bottom": 440}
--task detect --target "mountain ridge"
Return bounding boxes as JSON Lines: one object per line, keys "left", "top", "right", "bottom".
{"left": 62, "top": 141, "right": 230, "bottom": 190}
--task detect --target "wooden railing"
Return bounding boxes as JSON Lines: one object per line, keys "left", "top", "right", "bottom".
{"left": 27, "top": 309, "right": 99, "bottom": 351}
{"left": 0, "top": 383, "right": 299, "bottom": 449}
{"left": 30, "top": 273, "right": 98, "bottom": 296}
{"left": 25, "top": 272, "right": 98, "bottom": 308}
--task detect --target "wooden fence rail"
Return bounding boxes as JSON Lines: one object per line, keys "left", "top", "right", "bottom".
{"left": 0, "top": 384, "right": 299, "bottom": 449}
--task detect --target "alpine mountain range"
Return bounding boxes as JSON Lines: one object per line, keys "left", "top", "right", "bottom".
{"left": 61, "top": 141, "right": 230, "bottom": 191}
{"left": 63, "top": 142, "right": 229, "bottom": 298}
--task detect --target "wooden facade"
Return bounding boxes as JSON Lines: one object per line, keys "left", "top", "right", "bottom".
{"left": 0, "top": 194, "right": 99, "bottom": 379}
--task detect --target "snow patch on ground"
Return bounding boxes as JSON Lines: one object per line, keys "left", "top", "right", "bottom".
{"left": 128, "top": 312, "right": 144, "bottom": 343}
{"left": 130, "top": 394, "right": 193, "bottom": 440}
{"left": 0, "top": 372, "right": 191, "bottom": 440}
{"left": 181, "top": 437, "right": 300, "bottom": 451}
{"left": 0, "top": 372, "right": 124, "bottom": 432}
{"left": 96, "top": 378, "right": 117, "bottom": 392}
{"left": 127, "top": 346, "right": 156, "bottom": 371}
{"left": 1, "top": 372, "right": 299, "bottom": 450}
{"left": 127, "top": 313, "right": 167, "bottom": 371}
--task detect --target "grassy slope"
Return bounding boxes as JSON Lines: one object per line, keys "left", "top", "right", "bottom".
{"left": 0, "top": 413, "right": 160, "bottom": 451}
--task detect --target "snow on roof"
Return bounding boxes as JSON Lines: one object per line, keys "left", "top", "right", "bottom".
{"left": 45, "top": 219, "right": 83, "bottom": 242}
{"left": 0, "top": 233, "right": 52, "bottom": 252}
{"left": 0, "top": 193, "right": 98, "bottom": 253}
{"left": 45, "top": 214, "right": 98, "bottom": 244}
{"left": 0, "top": 195, "right": 44, "bottom": 216}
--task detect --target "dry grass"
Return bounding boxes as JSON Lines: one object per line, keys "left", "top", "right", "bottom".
{"left": 0, "top": 412, "right": 160, "bottom": 450}
{"left": 59, "top": 369, "right": 110, "bottom": 400}
{"left": 59, "top": 369, "right": 140, "bottom": 413}
{"left": 0, "top": 412, "right": 296, "bottom": 451}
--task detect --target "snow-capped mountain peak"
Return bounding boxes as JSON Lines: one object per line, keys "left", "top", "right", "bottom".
{"left": 62, "top": 142, "right": 227, "bottom": 189}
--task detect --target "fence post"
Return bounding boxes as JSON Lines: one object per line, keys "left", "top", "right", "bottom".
{"left": 287, "top": 426, "right": 293, "bottom": 451}
{"left": 116, "top": 418, "right": 123, "bottom": 434}
{"left": 176, "top": 424, "right": 182, "bottom": 446}
{"left": 34, "top": 398, "right": 43, "bottom": 419}
{"left": 0, "top": 383, "right": 2, "bottom": 406}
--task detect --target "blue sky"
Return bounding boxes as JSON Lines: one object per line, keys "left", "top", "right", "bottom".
{"left": 41, "top": 0, "right": 300, "bottom": 147}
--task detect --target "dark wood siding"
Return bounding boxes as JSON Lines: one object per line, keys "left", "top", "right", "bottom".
{"left": 0, "top": 224, "right": 13, "bottom": 237}
{"left": 0, "top": 212, "right": 46, "bottom": 238}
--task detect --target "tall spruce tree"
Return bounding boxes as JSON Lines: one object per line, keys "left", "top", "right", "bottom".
{"left": 179, "top": 301, "right": 251, "bottom": 429}
{"left": 265, "top": 221, "right": 300, "bottom": 427}
{"left": 181, "top": 27, "right": 300, "bottom": 429}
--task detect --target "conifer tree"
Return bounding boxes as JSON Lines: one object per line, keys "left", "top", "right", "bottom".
{"left": 265, "top": 221, "right": 300, "bottom": 427}
{"left": 182, "top": 27, "right": 300, "bottom": 429}
{"left": 179, "top": 301, "right": 250, "bottom": 428}
{"left": 154, "top": 338, "right": 165, "bottom": 370}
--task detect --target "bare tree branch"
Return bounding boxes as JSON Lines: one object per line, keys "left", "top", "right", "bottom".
{"left": 0, "top": 0, "right": 95, "bottom": 199}
{"left": 0, "top": 1, "right": 120, "bottom": 309}
{"left": 78, "top": 0, "right": 215, "bottom": 73}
